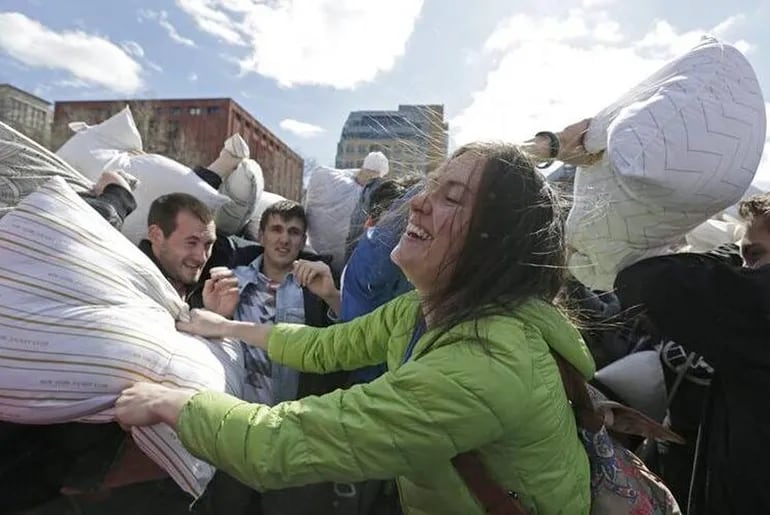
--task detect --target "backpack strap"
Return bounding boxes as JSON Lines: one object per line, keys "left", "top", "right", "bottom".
{"left": 453, "top": 351, "right": 597, "bottom": 515}
{"left": 452, "top": 452, "right": 529, "bottom": 515}
{"left": 551, "top": 351, "right": 603, "bottom": 431}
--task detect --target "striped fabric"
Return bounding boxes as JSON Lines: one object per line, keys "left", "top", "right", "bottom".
{"left": 0, "top": 121, "right": 93, "bottom": 219}
{"left": 0, "top": 176, "right": 245, "bottom": 498}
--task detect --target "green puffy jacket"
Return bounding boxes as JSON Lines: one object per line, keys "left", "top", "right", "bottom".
{"left": 178, "top": 292, "right": 594, "bottom": 514}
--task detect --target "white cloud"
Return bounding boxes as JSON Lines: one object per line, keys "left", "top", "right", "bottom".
{"left": 147, "top": 60, "right": 164, "bottom": 73}
{"left": 593, "top": 20, "right": 623, "bottom": 43}
{"left": 711, "top": 14, "right": 745, "bottom": 38}
{"left": 139, "top": 9, "right": 197, "bottom": 47}
{"left": 452, "top": 12, "right": 760, "bottom": 156}
{"left": 484, "top": 12, "right": 590, "bottom": 51}
{"left": 189, "top": 72, "right": 198, "bottom": 81}
{"left": 582, "top": 0, "right": 616, "bottom": 7}
{"left": 54, "top": 78, "right": 91, "bottom": 88}
{"left": 176, "top": 0, "right": 245, "bottom": 46}
{"left": 33, "top": 84, "right": 50, "bottom": 98}
{"left": 121, "top": 40, "right": 145, "bottom": 57}
{"left": 176, "top": 0, "right": 425, "bottom": 89}
{"left": 121, "top": 39, "right": 165, "bottom": 73}
{"left": 0, "top": 12, "right": 143, "bottom": 94}
{"left": 454, "top": 10, "right": 770, "bottom": 188}
{"left": 280, "top": 118, "right": 325, "bottom": 138}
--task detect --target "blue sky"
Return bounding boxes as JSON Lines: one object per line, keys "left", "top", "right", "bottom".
{"left": 2, "top": 0, "right": 770, "bottom": 183}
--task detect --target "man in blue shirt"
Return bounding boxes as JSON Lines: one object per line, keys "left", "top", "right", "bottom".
{"left": 227, "top": 200, "right": 342, "bottom": 405}
{"left": 341, "top": 177, "right": 421, "bottom": 383}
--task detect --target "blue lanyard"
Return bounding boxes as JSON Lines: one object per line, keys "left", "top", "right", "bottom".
{"left": 402, "top": 318, "right": 427, "bottom": 364}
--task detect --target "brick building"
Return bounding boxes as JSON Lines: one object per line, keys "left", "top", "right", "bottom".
{"left": 52, "top": 98, "right": 303, "bottom": 201}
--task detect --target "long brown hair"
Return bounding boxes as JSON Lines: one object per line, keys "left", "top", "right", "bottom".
{"left": 422, "top": 142, "right": 567, "bottom": 334}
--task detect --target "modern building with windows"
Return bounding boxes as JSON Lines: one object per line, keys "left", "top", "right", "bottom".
{"left": 0, "top": 83, "right": 52, "bottom": 147}
{"left": 52, "top": 97, "right": 303, "bottom": 201}
{"left": 335, "top": 104, "right": 448, "bottom": 176}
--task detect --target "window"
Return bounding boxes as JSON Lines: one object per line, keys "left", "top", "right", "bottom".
{"left": 207, "top": 106, "right": 220, "bottom": 115}
{"left": 235, "top": 113, "right": 242, "bottom": 123}
{"left": 154, "top": 107, "right": 163, "bottom": 116}
{"left": 189, "top": 107, "right": 202, "bottom": 116}
{"left": 171, "top": 107, "right": 181, "bottom": 116}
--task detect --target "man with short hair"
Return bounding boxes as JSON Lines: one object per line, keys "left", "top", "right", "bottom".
{"left": 194, "top": 199, "right": 344, "bottom": 515}
{"left": 227, "top": 199, "right": 342, "bottom": 405}
{"left": 615, "top": 191, "right": 770, "bottom": 515}
{"left": 140, "top": 192, "right": 218, "bottom": 301}
{"left": 737, "top": 193, "right": 770, "bottom": 268}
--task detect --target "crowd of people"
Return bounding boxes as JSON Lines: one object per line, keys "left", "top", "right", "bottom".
{"left": 0, "top": 109, "right": 768, "bottom": 515}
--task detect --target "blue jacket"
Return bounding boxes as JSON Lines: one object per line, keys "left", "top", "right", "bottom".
{"left": 341, "top": 190, "right": 418, "bottom": 383}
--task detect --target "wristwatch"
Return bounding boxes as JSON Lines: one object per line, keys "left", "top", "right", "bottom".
{"left": 535, "top": 131, "right": 560, "bottom": 159}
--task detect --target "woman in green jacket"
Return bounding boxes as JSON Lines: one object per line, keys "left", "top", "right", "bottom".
{"left": 115, "top": 126, "right": 597, "bottom": 514}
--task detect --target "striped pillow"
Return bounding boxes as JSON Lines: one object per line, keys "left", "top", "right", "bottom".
{"left": 0, "top": 176, "right": 245, "bottom": 498}
{"left": 0, "top": 121, "right": 93, "bottom": 219}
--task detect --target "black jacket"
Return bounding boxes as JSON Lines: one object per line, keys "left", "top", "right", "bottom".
{"left": 79, "top": 184, "right": 137, "bottom": 230}
{"left": 615, "top": 246, "right": 770, "bottom": 515}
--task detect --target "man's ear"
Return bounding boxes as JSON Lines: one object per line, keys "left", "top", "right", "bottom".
{"left": 148, "top": 224, "right": 164, "bottom": 246}
{"left": 257, "top": 230, "right": 264, "bottom": 245}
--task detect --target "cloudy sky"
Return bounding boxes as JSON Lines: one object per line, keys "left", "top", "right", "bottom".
{"left": 1, "top": 0, "right": 769, "bottom": 184}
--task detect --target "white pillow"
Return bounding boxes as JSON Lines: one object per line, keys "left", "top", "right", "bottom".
{"left": 55, "top": 108, "right": 230, "bottom": 243}
{"left": 684, "top": 217, "right": 743, "bottom": 253}
{"left": 56, "top": 106, "right": 143, "bottom": 179}
{"left": 104, "top": 152, "right": 229, "bottom": 243}
{"left": 216, "top": 157, "right": 265, "bottom": 236}
{"left": 0, "top": 176, "right": 245, "bottom": 498}
{"left": 0, "top": 121, "right": 92, "bottom": 219}
{"left": 243, "top": 190, "right": 289, "bottom": 241}
{"left": 567, "top": 36, "right": 766, "bottom": 290}
{"left": 305, "top": 166, "right": 362, "bottom": 271}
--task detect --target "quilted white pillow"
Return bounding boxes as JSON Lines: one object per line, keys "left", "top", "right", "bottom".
{"left": 0, "top": 177, "right": 245, "bottom": 498}
{"left": 567, "top": 36, "right": 766, "bottom": 290}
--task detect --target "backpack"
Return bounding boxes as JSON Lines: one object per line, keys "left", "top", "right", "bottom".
{"left": 453, "top": 352, "right": 682, "bottom": 515}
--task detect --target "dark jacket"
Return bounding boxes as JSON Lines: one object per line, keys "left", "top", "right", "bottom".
{"left": 344, "top": 177, "right": 384, "bottom": 264}
{"left": 80, "top": 184, "right": 137, "bottom": 230}
{"left": 615, "top": 245, "right": 770, "bottom": 515}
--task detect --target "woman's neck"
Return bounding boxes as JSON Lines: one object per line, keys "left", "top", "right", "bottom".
{"left": 418, "top": 293, "right": 437, "bottom": 329}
